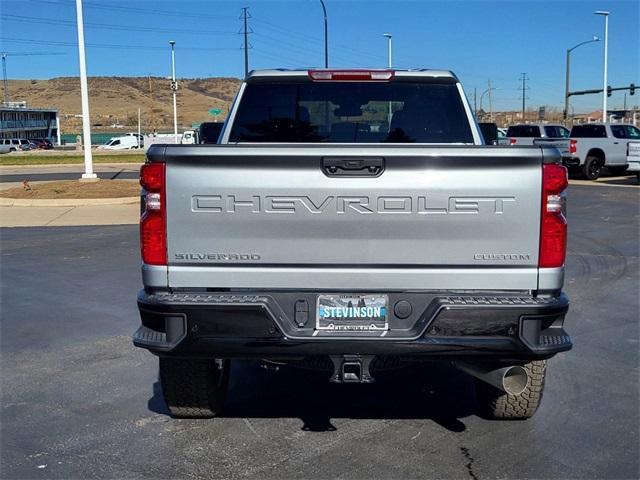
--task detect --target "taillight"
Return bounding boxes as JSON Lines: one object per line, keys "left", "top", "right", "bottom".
{"left": 569, "top": 139, "right": 577, "bottom": 155}
{"left": 308, "top": 69, "right": 395, "bottom": 81}
{"left": 539, "top": 163, "right": 568, "bottom": 268}
{"left": 140, "top": 162, "right": 167, "bottom": 265}
{"left": 509, "top": 138, "right": 517, "bottom": 145}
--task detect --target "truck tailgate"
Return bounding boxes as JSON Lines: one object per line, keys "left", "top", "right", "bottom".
{"left": 533, "top": 138, "right": 570, "bottom": 157}
{"left": 159, "top": 145, "right": 545, "bottom": 291}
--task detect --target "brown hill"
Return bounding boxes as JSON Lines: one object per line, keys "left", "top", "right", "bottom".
{"left": 4, "top": 76, "right": 241, "bottom": 133}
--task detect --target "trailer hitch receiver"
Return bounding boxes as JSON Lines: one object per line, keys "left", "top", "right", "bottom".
{"left": 329, "top": 355, "right": 375, "bottom": 383}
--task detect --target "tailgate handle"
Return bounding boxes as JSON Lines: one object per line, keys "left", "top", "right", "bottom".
{"left": 322, "top": 157, "right": 384, "bottom": 177}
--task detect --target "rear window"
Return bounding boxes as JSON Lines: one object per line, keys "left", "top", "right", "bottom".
{"left": 506, "top": 125, "right": 541, "bottom": 137}
{"left": 570, "top": 125, "right": 607, "bottom": 138}
{"left": 199, "top": 122, "right": 223, "bottom": 144}
{"left": 228, "top": 81, "right": 473, "bottom": 143}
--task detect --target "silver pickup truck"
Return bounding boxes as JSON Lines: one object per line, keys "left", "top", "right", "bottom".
{"left": 506, "top": 124, "right": 577, "bottom": 167}
{"left": 134, "top": 69, "right": 571, "bottom": 420}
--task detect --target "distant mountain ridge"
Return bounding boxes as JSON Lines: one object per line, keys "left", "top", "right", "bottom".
{"left": 3, "top": 76, "right": 242, "bottom": 132}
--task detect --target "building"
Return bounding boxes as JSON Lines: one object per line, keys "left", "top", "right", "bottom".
{"left": 0, "top": 102, "right": 60, "bottom": 144}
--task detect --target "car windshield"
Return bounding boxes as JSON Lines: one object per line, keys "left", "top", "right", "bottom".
{"left": 624, "top": 126, "right": 640, "bottom": 139}
{"left": 229, "top": 81, "right": 473, "bottom": 143}
{"left": 506, "top": 125, "right": 541, "bottom": 137}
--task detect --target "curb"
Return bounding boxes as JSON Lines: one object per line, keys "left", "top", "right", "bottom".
{"left": 0, "top": 162, "right": 143, "bottom": 170}
{"left": 0, "top": 196, "right": 139, "bottom": 207}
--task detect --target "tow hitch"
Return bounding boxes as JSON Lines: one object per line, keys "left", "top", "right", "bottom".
{"left": 329, "top": 355, "right": 375, "bottom": 383}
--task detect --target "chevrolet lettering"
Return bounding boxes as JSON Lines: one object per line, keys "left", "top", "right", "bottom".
{"left": 192, "top": 194, "right": 517, "bottom": 215}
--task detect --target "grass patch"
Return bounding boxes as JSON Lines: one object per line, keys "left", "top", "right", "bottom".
{"left": 0, "top": 179, "right": 139, "bottom": 199}
{"left": 0, "top": 153, "right": 144, "bottom": 166}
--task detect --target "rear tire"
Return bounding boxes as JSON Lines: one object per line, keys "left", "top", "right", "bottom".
{"left": 582, "top": 155, "right": 603, "bottom": 180}
{"left": 475, "top": 360, "right": 546, "bottom": 420}
{"left": 160, "top": 358, "right": 230, "bottom": 418}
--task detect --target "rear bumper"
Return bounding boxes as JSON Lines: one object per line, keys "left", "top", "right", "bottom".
{"left": 134, "top": 290, "right": 571, "bottom": 361}
{"left": 626, "top": 159, "right": 640, "bottom": 172}
{"left": 562, "top": 156, "right": 581, "bottom": 168}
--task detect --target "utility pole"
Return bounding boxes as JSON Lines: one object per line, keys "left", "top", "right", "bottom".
{"left": 488, "top": 79, "right": 493, "bottom": 122}
{"left": 520, "top": 73, "right": 529, "bottom": 121}
{"left": 319, "top": 0, "right": 328, "bottom": 68}
{"left": 241, "top": 7, "right": 251, "bottom": 77}
{"left": 137, "top": 107, "right": 141, "bottom": 149}
{"left": 169, "top": 40, "right": 178, "bottom": 144}
{"left": 624, "top": 92, "right": 627, "bottom": 110}
{"left": 1, "top": 53, "right": 8, "bottom": 103}
{"left": 75, "top": 0, "right": 96, "bottom": 181}
{"left": 474, "top": 87, "right": 477, "bottom": 117}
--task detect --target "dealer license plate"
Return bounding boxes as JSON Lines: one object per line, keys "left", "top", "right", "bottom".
{"left": 316, "top": 294, "right": 388, "bottom": 332}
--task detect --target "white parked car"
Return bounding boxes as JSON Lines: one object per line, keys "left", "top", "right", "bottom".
{"left": 98, "top": 136, "right": 141, "bottom": 150}
{"left": 181, "top": 130, "right": 197, "bottom": 144}
{"left": 1, "top": 138, "right": 27, "bottom": 152}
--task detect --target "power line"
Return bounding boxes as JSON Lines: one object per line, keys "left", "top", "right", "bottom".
{"left": 251, "top": 18, "right": 383, "bottom": 63}
{"left": 252, "top": 33, "right": 370, "bottom": 68}
{"left": 0, "top": 37, "right": 240, "bottom": 52}
{"left": 0, "top": 14, "right": 236, "bottom": 35}
{"left": 31, "top": 0, "right": 238, "bottom": 21}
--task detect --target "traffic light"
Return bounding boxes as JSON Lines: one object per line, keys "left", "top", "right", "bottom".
{"left": 631, "top": 84, "right": 636, "bottom": 96}
{"left": 607, "top": 86, "right": 612, "bottom": 97}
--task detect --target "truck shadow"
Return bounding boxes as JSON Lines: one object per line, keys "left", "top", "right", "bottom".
{"left": 148, "top": 360, "right": 478, "bottom": 433}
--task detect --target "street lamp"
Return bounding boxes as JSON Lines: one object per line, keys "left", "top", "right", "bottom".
{"left": 383, "top": 33, "right": 392, "bottom": 68}
{"left": 383, "top": 33, "right": 392, "bottom": 126}
{"left": 75, "top": 0, "right": 96, "bottom": 181}
{"left": 479, "top": 87, "right": 496, "bottom": 121}
{"left": 169, "top": 40, "right": 178, "bottom": 144}
{"left": 319, "top": 0, "right": 328, "bottom": 68}
{"left": 564, "top": 36, "right": 599, "bottom": 121}
{"left": 594, "top": 10, "right": 609, "bottom": 123}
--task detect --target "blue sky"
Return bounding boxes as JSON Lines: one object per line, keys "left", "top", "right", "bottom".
{"left": 0, "top": 0, "right": 638, "bottom": 113}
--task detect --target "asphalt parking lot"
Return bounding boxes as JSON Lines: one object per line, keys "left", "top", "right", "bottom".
{"left": 1, "top": 183, "right": 638, "bottom": 479}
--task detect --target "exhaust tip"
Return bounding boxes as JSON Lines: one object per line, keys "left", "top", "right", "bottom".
{"left": 502, "top": 366, "right": 529, "bottom": 395}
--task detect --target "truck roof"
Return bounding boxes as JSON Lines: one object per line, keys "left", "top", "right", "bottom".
{"left": 246, "top": 68, "right": 459, "bottom": 82}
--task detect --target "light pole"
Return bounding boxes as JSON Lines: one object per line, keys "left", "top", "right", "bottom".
{"left": 75, "top": 0, "right": 96, "bottom": 180}
{"left": 383, "top": 33, "right": 392, "bottom": 126}
{"left": 383, "top": 33, "right": 392, "bottom": 68}
{"left": 319, "top": 0, "right": 328, "bottom": 68}
{"left": 479, "top": 87, "right": 496, "bottom": 120}
{"left": 564, "top": 36, "right": 599, "bottom": 121}
{"left": 169, "top": 40, "right": 178, "bottom": 144}
{"left": 594, "top": 11, "right": 609, "bottom": 123}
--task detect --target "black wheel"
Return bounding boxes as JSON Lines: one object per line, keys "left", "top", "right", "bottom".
{"left": 475, "top": 360, "right": 546, "bottom": 420}
{"left": 636, "top": 172, "right": 640, "bottom": 184}
{"left": 160, "top": 358, "right": 230, "bottom": 418}
{"left": 9, "top": 147, "right": 16, "bottom": 152}
{"left": 607, "top": 165, "right": 628, "bottom": 176}
{"left": 582, "top": 155, "right": 603, "bottom": 180}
